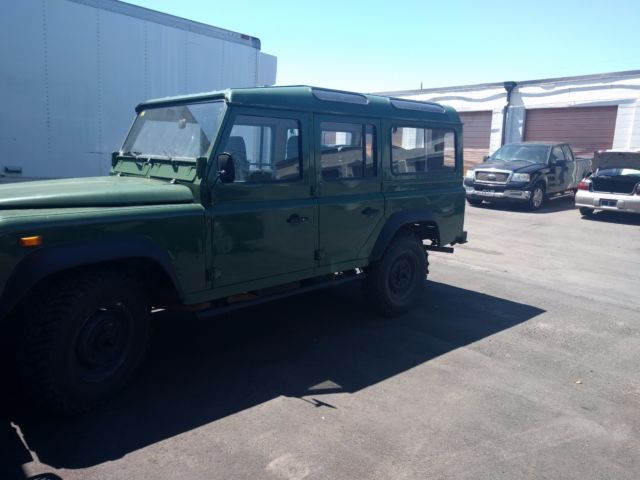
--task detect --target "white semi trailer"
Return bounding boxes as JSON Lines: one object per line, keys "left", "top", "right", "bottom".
{"left": 0, "top": 0, "right": 277, "bottom": 181}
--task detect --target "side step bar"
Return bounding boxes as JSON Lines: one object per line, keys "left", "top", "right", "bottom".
{"left": 197, "top": 273, "right": 362, "bottom": 320}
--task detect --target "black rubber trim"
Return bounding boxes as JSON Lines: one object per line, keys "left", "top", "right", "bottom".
{"left": 369, "top": 209, "right": 436, "bottom": 262}
{"left": 0, "top": 236, "right": 184, "bottom": 323}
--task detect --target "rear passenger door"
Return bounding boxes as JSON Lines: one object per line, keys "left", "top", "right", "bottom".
{"left": 314, "top": 116, "right": 384, "bottom": 267}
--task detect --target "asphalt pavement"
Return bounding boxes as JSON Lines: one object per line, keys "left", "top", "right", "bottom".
{"left": 3, "top": 195, "right": 639, "bottom": 480}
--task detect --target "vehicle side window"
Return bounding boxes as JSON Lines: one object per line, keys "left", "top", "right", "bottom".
{"left": 561, "top": 145, "right": 573, "bottom": 161}
{"left": 320, "top": 122, "right": 376, "bottom": 180}
{"left": 391, "top": 126, "right": 455, "bottom": 174}
{"left": 551, "top": 146, "right": 566, "bottom": 162}
{"left": 221, "top": 115, "right": 301, "bottom": 182}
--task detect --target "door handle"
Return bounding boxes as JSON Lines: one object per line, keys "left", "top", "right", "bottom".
{"left": 362, "top": 207, "right": 379, "bottom": 217}
{"left": 287, "top": 214, "right": 308, "bottom": 225}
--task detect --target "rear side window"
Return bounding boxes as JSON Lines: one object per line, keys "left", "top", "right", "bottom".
{"left": 320, "top": 122, "right": 376, "bottom": 180}
{"left": 221, "top": 115, "right": 301, "bottom": 183}
{"left": 391, "top": 126, "right": 455, "bottom": 174}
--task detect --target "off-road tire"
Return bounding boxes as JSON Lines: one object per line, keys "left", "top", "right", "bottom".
{"left": 466, "top": 197, "right": 483, "bottom": 206}
{"left": 528, "top": 184, "right": 546, "bottom": 211}
{"left": 364, "top": 233, "right": 428, "bottom": 317}
{"left": 579, "top": 206, "right": 594, "bottom": 216}
{"left": 18, "top": 267, "right": 150, "bottom": 414}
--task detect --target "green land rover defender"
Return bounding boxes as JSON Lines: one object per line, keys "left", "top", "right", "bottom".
{"left": 0, "top": 86, "right": 467, "bottom": 413}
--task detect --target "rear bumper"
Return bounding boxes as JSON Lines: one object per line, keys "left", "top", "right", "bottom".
{"left": 575, "top": 191, "right": 640, "bottom": 214}
{"left": 465, "top": 186, "right": 531, "bottom": 202}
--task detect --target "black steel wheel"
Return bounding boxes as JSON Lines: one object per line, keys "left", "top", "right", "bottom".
{"left": 364, "top": 232, "right": 428, "bottom": 317}
{"left": 18, "top": 267, "right": 150, "bottom": 414}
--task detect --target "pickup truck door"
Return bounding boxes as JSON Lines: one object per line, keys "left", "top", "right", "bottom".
{"left": 208, "top": 109, "right": 317, "bottom": 287}
{"left": 314, "top": 115, "right": 384, "bottom": 267}
{"left": 548, "top": 145, "right": 568, "bottom": 193}
{"left": 561, "top": 144, "right": 580, "bottom": 189}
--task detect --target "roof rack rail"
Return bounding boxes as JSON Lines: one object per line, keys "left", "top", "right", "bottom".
{"left": 311, "top": 88, "right": 369, "bottom": 105}
{"left": 390, "top": 98, "right": 445, "bottom": 114}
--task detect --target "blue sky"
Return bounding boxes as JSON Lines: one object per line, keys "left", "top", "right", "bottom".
{"left": 126, "top": 0, "right": 640, "bottom": 93}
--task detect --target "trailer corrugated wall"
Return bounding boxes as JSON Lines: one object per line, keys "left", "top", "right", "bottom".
{"left": 0, "top": 0, "right": 277, "bottom": 180}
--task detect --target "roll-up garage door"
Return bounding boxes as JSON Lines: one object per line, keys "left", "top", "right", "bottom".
{"left": 524, "top": 106, "right": 617, "bottom": 158}
{"left": 459, "top": 111, "right": 492, "bottom": 169}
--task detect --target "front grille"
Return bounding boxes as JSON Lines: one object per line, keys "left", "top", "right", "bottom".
{"left": 592, "top": 177, "right": 637, "bottom": 194}
{"left": 475, "top": 171, "right": 510, "bottom": 184}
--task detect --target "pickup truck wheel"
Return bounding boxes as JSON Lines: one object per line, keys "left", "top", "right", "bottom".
{"left": 579, "top": 207, "right": 594, "bottom": 216}
{"left": 466, "top": 197, "right": 483, "bottom": 206}
{"left": 18, "top": 268, "right": 150, "bottom": 414}
{"left": 364, "top": 233, "right": 428, "bottom": 317}
{"left": 528, "top": 184, "right": 546, "bottom": 211}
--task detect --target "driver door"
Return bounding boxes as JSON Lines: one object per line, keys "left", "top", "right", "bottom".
{"left": 207, "top": 108, "right": 317, "bottom": 287}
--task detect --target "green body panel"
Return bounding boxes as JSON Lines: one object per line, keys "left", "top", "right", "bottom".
{"left": 0, "top": 204, "right": 207, "bottom": 301}
{"left": 0, "top": 176, "right": 194, "bottom": 209}
{"left": 0, "top": 86, "right": 466, "bottom": 319}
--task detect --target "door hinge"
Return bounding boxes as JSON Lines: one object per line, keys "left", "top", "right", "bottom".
{"left": 314, "top": 249, "right": 325, "bottom": 261}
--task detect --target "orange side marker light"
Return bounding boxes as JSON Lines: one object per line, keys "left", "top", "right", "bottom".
{"left": 19, "top": 236, "right": 43, "bottom": 247}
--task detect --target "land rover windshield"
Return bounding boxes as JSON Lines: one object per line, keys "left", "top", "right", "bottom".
{"left": 490, "top": 144, "right": 550, "bottom": 164}
{"left": 122, "top": 101, "right": 225, "bottom": 160}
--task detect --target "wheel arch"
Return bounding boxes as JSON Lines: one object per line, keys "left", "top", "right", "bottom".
{"left": 0, "top": 236, "right": 185, "bottom": 323}
{"left": 369, "top": 209, "right": 438, "bottom": 263}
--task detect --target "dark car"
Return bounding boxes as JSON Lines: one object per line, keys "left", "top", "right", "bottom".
{"left": 464, "top": 142, "right": 591, "bottom": 210}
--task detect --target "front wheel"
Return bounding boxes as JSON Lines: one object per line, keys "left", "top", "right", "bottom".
{"left": 528, "top": 184, "right": 546, "bottom": 211}
{"left": 363, "top": 233, "right": 428, "bottom": 317}
{"left": 18, "top": 267, "right": 150, "bottom": 414}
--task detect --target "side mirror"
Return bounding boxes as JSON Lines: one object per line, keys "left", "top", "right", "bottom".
{"left": 217, "top": 153, "right": 236, "bottom": 184}
{"left": 554, "top": 159, "right": 567, "bottom": 167}
{"left": 196, "top": 156, "right": 208, "bottom": 178}
{"left": 483, "top": 155, "right": 491, "bottom": 162}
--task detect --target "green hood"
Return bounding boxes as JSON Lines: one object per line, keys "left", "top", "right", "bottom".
{"left": 0, "top": 176, "right": 194, "bottom": 209}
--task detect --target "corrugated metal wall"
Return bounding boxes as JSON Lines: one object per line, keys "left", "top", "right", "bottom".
{"left": 0, "top": 0, "right": 277, "bottom": 180}
{"left": 459, "top": 111, "right": 492, "bottom": 168}
{"left": 523, "top": 106, "right": 618, "bottom": 157}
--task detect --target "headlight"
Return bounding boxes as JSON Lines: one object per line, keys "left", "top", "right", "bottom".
{"left": 465, "top": 169, "right": 475, "bottom": 179}
{"left": 511, "top": 173, "right": 530, "bottom": 182}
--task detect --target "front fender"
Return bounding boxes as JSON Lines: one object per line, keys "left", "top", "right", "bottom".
{"left": 0, "top": 236, "right": 183, "bottom": 322}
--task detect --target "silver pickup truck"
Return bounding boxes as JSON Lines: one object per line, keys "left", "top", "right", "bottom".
{"left": 575, "top": 150, "right": 640, "bottom": 216}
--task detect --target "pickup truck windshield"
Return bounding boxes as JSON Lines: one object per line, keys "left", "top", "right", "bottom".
{"left": 490, "top": 144, "right": 549, "bottom": 164}
{"left": 122, "top": 101, "right": 225, "bottom": 160}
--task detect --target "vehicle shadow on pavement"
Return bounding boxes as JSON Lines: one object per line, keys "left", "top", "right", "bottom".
{"left": 3, "top": 281, "right": 544, "bottom": 474}
{"left": 473, "top": 194, "right": 577, "bottom": 214}
{"left": 579, "top": 210, "right": 640, "bottom": 226}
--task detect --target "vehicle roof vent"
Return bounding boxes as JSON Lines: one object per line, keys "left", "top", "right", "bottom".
{"left": 390, "top": 98, "right": 445, "bottom": 114}
{"left": 311, "top": 88, "right": 369, "bottom": 105}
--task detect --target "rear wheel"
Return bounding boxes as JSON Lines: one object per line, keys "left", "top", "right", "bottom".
{"left": 579, "top": 206, "right": 594, "bottom": 216}
{"left": 364, "top": 233, "right": 428, "bottom": 317}
{"left": 18, "top": 267, "right": 150, "bottom": 414}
